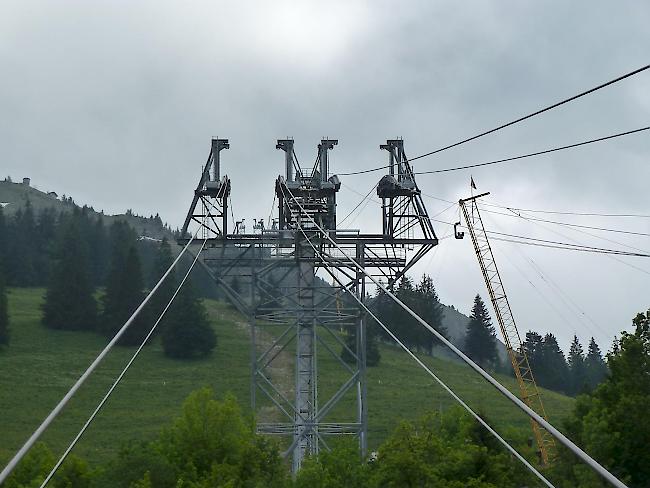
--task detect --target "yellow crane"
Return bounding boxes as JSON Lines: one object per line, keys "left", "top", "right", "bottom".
{"left": 458, "top": 192, "right": 555, "bottom": 465}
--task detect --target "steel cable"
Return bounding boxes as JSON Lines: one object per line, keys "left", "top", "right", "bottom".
{"left": 278, "top": 183, "right": 629, "bottom": 488}
{"left": 0, "top": 228, "right": 201, "bottom": 484}
{"left": 40, "top": 238, "right": 208, "bottom": 487}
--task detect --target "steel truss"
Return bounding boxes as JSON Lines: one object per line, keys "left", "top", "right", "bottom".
{"left": 459, "top": 193, "right": 555, "bottom": 465}
{"left": 180, "top": 138, "right": 437, "bottom": 473}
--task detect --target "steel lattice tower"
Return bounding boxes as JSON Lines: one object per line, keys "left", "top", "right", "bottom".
{"left": 180, "top": 138, "right": 437, "bottom": 472}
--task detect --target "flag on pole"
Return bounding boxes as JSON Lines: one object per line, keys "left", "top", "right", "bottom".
{"left": 470, "top": 176, "right": 476, "bottom": 190}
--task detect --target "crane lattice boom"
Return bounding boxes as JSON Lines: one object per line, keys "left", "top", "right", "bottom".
{"left": 459, "top": 192, "right": 555, "bottom": 465}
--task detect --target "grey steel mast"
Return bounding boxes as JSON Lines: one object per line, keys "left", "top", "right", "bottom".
{"left": 179, "top": 137, "right": 437, "bottom": 473}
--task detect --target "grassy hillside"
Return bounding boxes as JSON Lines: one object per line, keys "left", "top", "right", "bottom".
{"left": 0, "top": 288, "right": 574, "bottom": 467}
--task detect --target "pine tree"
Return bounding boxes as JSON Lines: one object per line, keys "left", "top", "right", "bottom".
{"left": 114, "top": 247, "right": 148, "bottom": 346}
{"left": 414, "top": 274, "right": 446, "bottom": 353}
{"left": 100, "top": 221, "right": 136, "bottom": 334}
{"left": 567, "top": 335, "right": 587, "bottom": 395}
{"left": 584, "top": 337, "right": 608, "bottom": 391}
{"left": 100, "top": 222, "right": 148, "bottom": 345}
{"left": 147, "top": 238, "right": 176, "bottom": 335}
{"left": 88, "top": 217, "right": 109, "bottom": 286}
{"left": 372, "top": 286, "right": 398, "bottom": 344}
{"left": 42, "top": 220, "right": 98, "bottom": 331}
{"left": 0, "top": 255, "right": 9, "bottom": 346}
{"left": 341, "top": 319, "right": 381, "bottom": 367}
{"left": 162, "top": 282, "right": 216, "bottom": 359}
{"left": 522, "top": 331, "right": 544, "bottom": 373}
{"left": 463, "top": 294, "right": 498, "bottom": 369}
{"left": 0, "top": 207, "right": 9, "bottom": 274}
{"left": 34, "top": 207, "right": 58, "bottom": 286}
{"left": 394, "top": 277, "right": 419, "bottom": 349}
{"left": 539, "top": 333, "right": 569, "bottom": 393}
{"left": 8, "top": 200, "right": 38, "bottom": 286}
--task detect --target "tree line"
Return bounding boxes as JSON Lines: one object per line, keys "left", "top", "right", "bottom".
{"left": 0, "top": 203, "right": 215, "bottom": 359}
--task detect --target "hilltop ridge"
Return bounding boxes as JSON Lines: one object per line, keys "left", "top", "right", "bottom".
{"left": 0, "top": 178, "right": 173, "bottom": 240}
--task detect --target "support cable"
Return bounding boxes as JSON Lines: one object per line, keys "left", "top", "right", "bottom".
{"left": 430, "top": 218, "right": 650, "bottom": 258}
{"left": 483, "top": 213, "right": 611, "bottom": 343}
{"left": 296, "top": 227, "right": 555, "bottom": 488}
{"left": 339, "top": 183, "right": 378, "bottom": 227}
{"left": 484, "top": 206, "right": 650, "bottom": 255}
{"left": 0, "top": 229, "right": 201, "bottom": 485}
{"left": 489, "top": 210, "right": 650, "bottom": 276}
{"left": 488, "top": 205, "right": 650, "bottom": 219}
{"left": 409, "top": 65, "right": 649, "bottom": 162}
{"left": 40, "top": 238, "right": 208, "bottom": 487}
{"left": 483, "top": 207, "right": 650, "bottom": 237}
{"left": 277, "top": 184, "right": 629, "bottom": 488}
{"left": 422, "top": 193, "right": 650, "bottom": 220}
{"left": 339, "top": 64, "right": 649, "bottom": 175}
{"left": 489, "top": 236, "right": 650, "bottom": 257}
{"left": 340, "top": 125, "right": 649, "bottom": 176}
{"left": 491, "top": 215, "right": 608, "bottom": 343}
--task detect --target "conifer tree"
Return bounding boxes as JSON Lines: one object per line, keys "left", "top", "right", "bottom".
{"left": 100, "top": 222, "right": 148, "bottom": 345}
{"left": 0, "top": 208, "right": 7, "bottom": 266}
{"left": 463, "top": 294, "right": 498, "bottom": 369}
{"left": 147, "top": 238, "right": 176, "bottom": 334}
{"left": 41, "top": 219, "right": 98, "bottom": 331}
{"left": 539, "top": 333, "right": 569, "bottom": 393}
{"left": 0, "top": 207, "right": 8, "bottom": 340}
{"left": 34, "top": 207, "right": 58, "bottom": 285}
{"left": 0, "top": 256, "right": 9, "bottom": 346}
{"left": 8, "top": 200, "right": 38, "bottom": 286}
{"left": 584, "top": 337, "right": 608, "bottom": 391}
{"left": 414, "top": 274, "right": 446, "bottom": 353}
{"left": 162, "top": 282, "right": 216, "bottom": 359}
{"left": 89, "top": 217, "right": 109, "bottom": 286}
{"left": 394, "top": 276, "right": 419, "bottom": 349}
{"left": 341, "top": 319, "right": 381, "bottom": 367}
{"left": 371, "top": 286, "right": 398, "bottom": 343}
{"left": 567, "top": 334, "right": 587, "bottom": 395}
{"left": 100, "top": 223, "right": 129, "bottom": 334}
{"left": 523, "top": 331, "right": 544, "bottom": 373}
{"left": 111, "top": 247, "right": 149, "bottom": 345}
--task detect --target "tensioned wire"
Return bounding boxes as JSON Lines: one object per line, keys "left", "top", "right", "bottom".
{"left": 0, "top": 227, "right": 202, "bottom": 485}
{"left": 347, "top": 126, "right": 649, "bottom": 177}
{"left": 277, "top": 183, "right": 629, "bottom": 488}
{"left": 293, "top": 220, "right": 555, "bottom": 487}
{"left": 40, "top": 237, "right": 209, "bottom": 487}
{"left": 339, "top": 64, "right": 649, "bottom": 176}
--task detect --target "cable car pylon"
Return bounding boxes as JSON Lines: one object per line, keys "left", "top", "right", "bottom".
{"left": 458, "top": 191, "right": 555, "bottom": 465}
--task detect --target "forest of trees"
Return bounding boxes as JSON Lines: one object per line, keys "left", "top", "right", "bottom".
{"left": 522, "top": 332, "right": 607, "bottom": 396}
{"left": 371, "top": 275, "right": 447, "bottom": 350}
{"left": 0, "top": 203, "right": 216, "bottom": 359}
{"left": 341, "top": 274, "right": 447, "bottom": 368}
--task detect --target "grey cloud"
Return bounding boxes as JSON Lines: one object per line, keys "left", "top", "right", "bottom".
{"left": 1, "top": 0, "right": 648, "bottom": 350}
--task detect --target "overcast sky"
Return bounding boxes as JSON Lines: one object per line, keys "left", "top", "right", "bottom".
{"left": 1, "top": 1, "right": 648, "bottom": 352}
